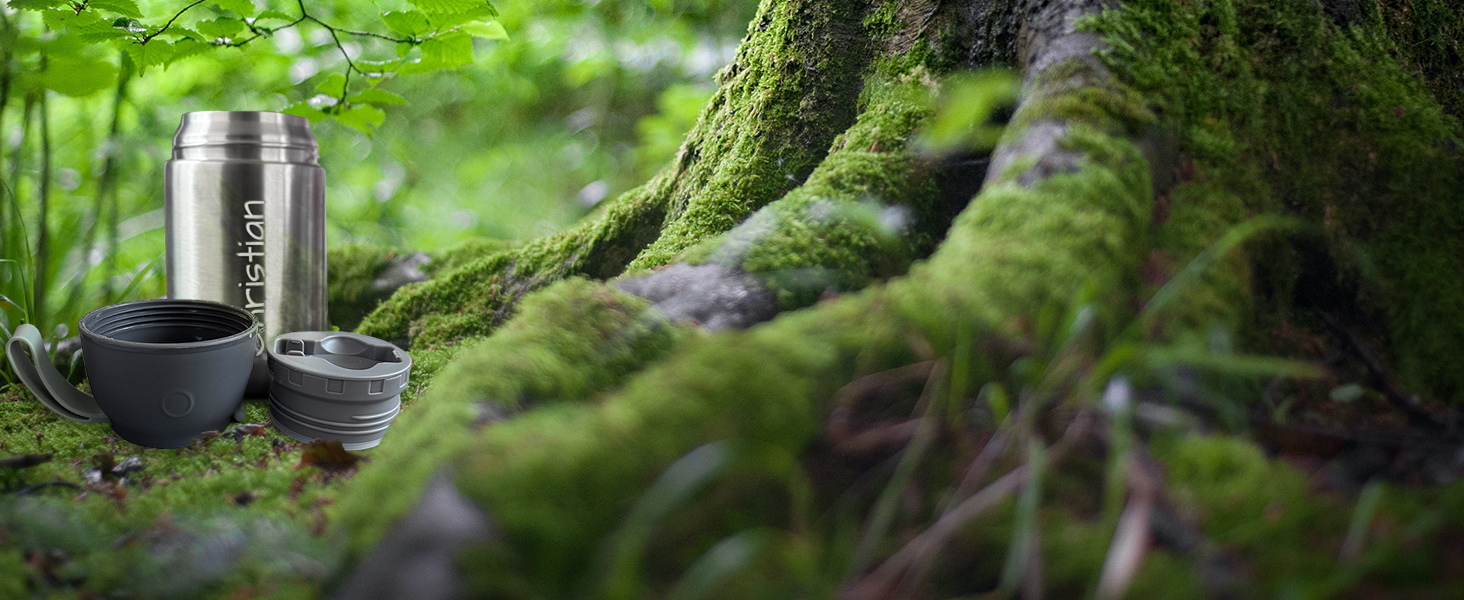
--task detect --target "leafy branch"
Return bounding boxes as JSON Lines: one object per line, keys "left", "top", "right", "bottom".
{"left": 136, "top": 0, "right": 204, "bottom": 43}
{"left": 6, "top": 0, "right": 508, "bottom": 133}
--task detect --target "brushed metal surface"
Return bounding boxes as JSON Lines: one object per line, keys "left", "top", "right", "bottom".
{"left": 165, "top": 111, "right": 327, "bottom": 395}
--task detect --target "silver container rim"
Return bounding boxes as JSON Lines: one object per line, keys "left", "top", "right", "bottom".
{"left": 172, "top": 110, "right": 318, "bottom": 150}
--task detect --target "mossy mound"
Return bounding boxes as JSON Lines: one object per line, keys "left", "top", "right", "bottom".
{"left": 1088, "top": 0, "right": 1464, "bottom": 400}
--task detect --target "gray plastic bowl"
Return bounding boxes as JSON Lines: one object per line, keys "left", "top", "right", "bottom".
{"left": 266, "top": 331, "right": 411, "bottom": 450}
{"left": 79, "top": 299, "right": 260, "bottom": 448}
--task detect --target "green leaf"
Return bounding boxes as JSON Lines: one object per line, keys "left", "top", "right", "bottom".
{"left": 88, "top": 0, "right": 142, "bottom": 18}
{"left": 195, "top": 18, "right": 243, "bottom": 39}
{"left": 42, "top": 7, "right": 107, "bottom": 33}
{"left": 122, "top": 40, "right": 173, "bottom": 70}
{"left": 166, "top": 38, "right": 212, "bottom": 63}
{"left": 334, "top": 105, "right": 385, "bottom": 134}
{"left": 349, "top": 88, "right": 404, "bottom": 106}
{"left": 424, "top": 4, "right": 494, "bottom": 28}
{"left": 40, "top": 7, "right": 70, "bottom": 29}
{"left": 381, "top": 10, "right": 430, "bottom": 37}
{"left": 210, "top": 0, "right": 254, "bottom": 17}
{"left": 315, "top": 72, "right": 347, "bottom": 98}
{"left": 920, "top": 70, "right": 1020, "bottom": 153}
{"left": 1330, "top": 383, "right": 1366, "bottom": 403}
{"left": 117, "top": 48, "right": 136, "bottom": 75}
{"left": 282, "top": 101, "right": 328, "bottom": 123}
{"left": 461, "top": 20, "right": 506, "bottom": 40}
{"left": 403, "top": 30, "right": 471, "bottom": 73}
{"left": 253, "top": 9, "right": 293, "bottom": 20}
{"left": 355, "top": 58, "right": 401, "bottom": 70}
{"left": 72, "top": 16, "right": 131, "bottom": 42}
{"left": 395, "top": 41, "right": 413, "bottom": 58}
{"left": 40, "top": 56, "right": 118, "bottom": 96}
{"left": 6, "top": 0, "right": 65, "bottom": 10}
{"left": 602, "top": 442, "right": 734, "bottom": 598}
{"left": 407, "top": 0, "right": 486, "bottom": 15}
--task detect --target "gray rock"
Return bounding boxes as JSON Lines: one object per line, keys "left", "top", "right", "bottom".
{"left": 373, "top": 252, "right": 432, "bottom": 293}
{"left": 616, "top": 263, "right": 779, "bottom": 331}
{"left": 330, "top": 474, "right": 495, "bottom": 600}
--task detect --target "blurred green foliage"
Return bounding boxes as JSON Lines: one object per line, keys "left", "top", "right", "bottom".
{"left": 0, "top": 0, "right": 756, "bottom": 370}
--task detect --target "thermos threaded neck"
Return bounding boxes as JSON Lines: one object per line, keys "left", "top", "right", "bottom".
{"left": 172, "top": 111, "right": 320, "bottom": 163}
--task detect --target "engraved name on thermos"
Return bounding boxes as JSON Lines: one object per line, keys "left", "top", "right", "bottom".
{"left": 239, "top": 199, "right": 266, "bottom": 321}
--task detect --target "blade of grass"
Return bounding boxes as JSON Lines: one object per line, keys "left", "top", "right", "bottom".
{"left": 665, "top": 529, "right": 771, "bottom": 600}
{"left": 599, "top": 441, "right": 735, "bottom": 600}
{"left": 33, "top": 84, "right": 51, "bottom": 324}
{"left": 845, "top": 360, "right": 948, "bottom": 579}
{"left": 999, "top": 439, "right": 1046, "bottom": 595}
{"left": 1338, "top": 479, "right": 1384, "bottom": 565}
{"left": 1144, "top": 347, "right": 1326, "bottom": 379}
{"left": 1132, "top": 215, "right": 1306, "bottom": 337}
{"left": 847, "top": 466, "right": 1029, "bottom": 600}
{"left": 113, "top": 256, "right": 162, "bottom": 303}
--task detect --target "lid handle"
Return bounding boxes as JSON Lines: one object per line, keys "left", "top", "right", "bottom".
{"left": 5, "top": 324, "right": 108, "bottom": 423}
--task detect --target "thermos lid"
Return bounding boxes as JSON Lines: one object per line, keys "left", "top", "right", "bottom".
{"left": 265, "top": 331, "right": 411, "bottom": 450}
{"left": 267, "top": 331, "right": 411, "bottom": 395}
{"left": 172, "top": 111, "right": 319, "bottom": 163}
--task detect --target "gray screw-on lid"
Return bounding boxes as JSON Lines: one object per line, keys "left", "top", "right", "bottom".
{"left": 267, "top": 331, "right": 411, "bottom": 401}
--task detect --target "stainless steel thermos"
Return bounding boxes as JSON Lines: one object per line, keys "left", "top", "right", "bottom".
{"left": 165, "top": 111, "right": 327, "bottom": 394}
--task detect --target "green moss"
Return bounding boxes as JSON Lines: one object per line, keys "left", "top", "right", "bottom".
{"left": 899, "top": 123, "right": 1152, "bottom": 345}
{"left": 327, "top": 244, "right": 400, "bottom": 332}
{"left": 0, "top": 386, "right": 344, "bottom": 597}
{"left": 1088, "top": 0, "right": 1464, "bottom": 401}
{"left": 337, "top": 74, "right": 1159, "bottom": 592}
{"left": 334, "top": 279, "right": 687, "bottom": 554}
{"left": 680, "top": 75, "right": 941, "bottom": 308}
{"left": 1149, "top": 433, "right": 1464, "bottom": 596}
{"left": 445, "top": 294, "right": 906, "bottom": 594}
{"left": 1145, "top": 179, "right": 1253, "bottom": 339}
{"left": 356, "top": 183, "right": 668, "bottom": 347}
{"left": 1011, "top": 59, "right": 1156, "bottom": 136}
{"left": 358, "top": 0, "right": 885, "bottom": 348}
{"left": 621, "top": 0, "right": 879, "bottom": 272}
{"left": 424, "top": 238, "right": 514, "bottom": 277}
{"left": 1376, "top": 0, "right": 1464, "bottom": 119}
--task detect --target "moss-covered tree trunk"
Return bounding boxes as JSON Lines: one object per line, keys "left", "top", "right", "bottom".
{"left": 320, "top": 0, "right": 1464, "bottom": 596}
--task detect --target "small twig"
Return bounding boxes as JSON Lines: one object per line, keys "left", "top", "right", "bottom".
{"left": 843, "top": 466, "right": 1028, "bottom": 600}
{"left": 831, "top": 361, "right": 937, "bottom": 409}
{"left": 120, "top": 0, "right": 422, "bottom": 113}
{"left": 139, "top": 0, "right": 207, "bottom": 44}
{"left": 859, "top": 412, "right": 1093, "bottom": 599}
{"left": 845, "top": 360, "right": 949, "bottom": 580}
{"left": 826, "top": 415, "right": 920, "bottom": 456}
{"left": 15, "top": 480, "right": 81, "bottom": 496}
{"left": 1314, "top": 309, "right": 1444, "bottom": 429}
{"left": 941, "top": 428, "right": 1008, "bottom": 512}
{"left": 324, "top": 26, "right": 409, "bottom": 43}
{"left": 1095, "top": 452, "right": 1160, "bottom": 600}
{"left": 0, "top": 453, "right": 52, "bottom": 469}
{"left": 222, "top": 16, "right": 306, "bottom": 47}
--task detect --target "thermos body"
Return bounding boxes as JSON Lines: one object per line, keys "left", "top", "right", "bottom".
{"left": 164, "top": 111, "right": 327, "bottom": 395}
